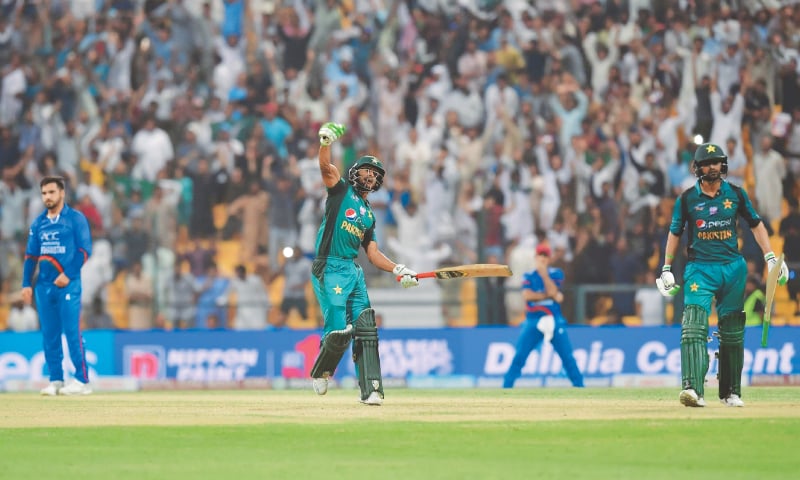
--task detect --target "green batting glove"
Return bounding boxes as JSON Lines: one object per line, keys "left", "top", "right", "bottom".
{"left": 318, "top": 122, "right": 346, "bottom": 146}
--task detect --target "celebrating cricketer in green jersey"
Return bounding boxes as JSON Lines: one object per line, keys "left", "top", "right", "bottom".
{"left": 308, "top": 122, "right": 419, "bottom": 406}
{"left": 657, "top": 142, "right": 789, "bottom": 408}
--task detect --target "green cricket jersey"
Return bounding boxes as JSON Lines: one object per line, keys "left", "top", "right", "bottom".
{"left": 315, "top": 179, "right": 376, "bottom": 259}
{"left": 670, "top": 180, "right": 762, "bottom": 263}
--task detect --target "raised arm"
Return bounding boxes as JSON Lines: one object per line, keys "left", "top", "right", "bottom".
{"left": 317, "top": 122, "right": 346, "bottom": 188}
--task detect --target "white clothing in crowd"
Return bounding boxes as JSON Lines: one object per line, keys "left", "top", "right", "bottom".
{"left": 228, "top": 274, "right": 271, "bottom": 330}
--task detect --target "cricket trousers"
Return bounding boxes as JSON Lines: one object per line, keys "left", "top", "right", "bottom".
{"left": 503, "top": 315, "right": 584, "bottom": 388}
{"left": 311, "top": 257, "right": 370, "bottom": 340}
{"left": 35, "top": 281, "right": 90, "bottom": 383}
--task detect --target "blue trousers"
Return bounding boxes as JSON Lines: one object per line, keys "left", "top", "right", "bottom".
{"left": 503, "top": 316, "right": 584, "bottom": 388}
{"left": 35, "top": 281, "right": 90, "bottom": 383}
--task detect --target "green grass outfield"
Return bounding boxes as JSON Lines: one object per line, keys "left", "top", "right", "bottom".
{"left": 1, "top": 387, "right": 799, "bottom": 480}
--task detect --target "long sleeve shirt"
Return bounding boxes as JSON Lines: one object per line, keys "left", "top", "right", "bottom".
{"left": 23, "top": 204, "right": 92, "bottom": 287}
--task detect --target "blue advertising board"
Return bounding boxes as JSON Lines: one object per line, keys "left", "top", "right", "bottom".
{"left": 114, "top": 330, "right": 317, "bottom": 381}
{"left": 110, "top": 326, "right": 800, "bottom": 382}
{"left": 3, "top": 326, "right": 798, "bottom": 383}
{"left": 0, "top": 331, "right": 116, "bottom": 382}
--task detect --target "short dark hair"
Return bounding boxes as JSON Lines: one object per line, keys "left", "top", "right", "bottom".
{"left": 40, "top": 176, "right": 65, "bottom": 190}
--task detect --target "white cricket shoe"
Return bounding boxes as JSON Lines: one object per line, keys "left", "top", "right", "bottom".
{"left": 679, "top": 389, "right": 706, "bottom": 407}
{"left": 60, "top": 380, "right": 92, "bottom": 396}
{"left": 312, "top": 376, "right": 329, "bottom": 395}
{"left": 720, "top": 394, "right": 745, "bottom": 407}
{"left": 360, "top": 391, "right": 383, "bottom": 406}
{"left": 40, "top": 381, "right": 64, "bottom": 396}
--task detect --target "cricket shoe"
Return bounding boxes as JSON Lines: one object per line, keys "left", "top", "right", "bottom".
{"left": 360, "top": 391, "right": 383, "bottom": 406}
{"left": 720, "top": 394, "right": 745, "bottom": 407}
{"left": 60, "top": 380, "right": 92, "bottom": 396}
{"left": 40, "top": 381, "right": 64, "bottom": 396}
{"left": 679, "top": 389, "right": 706, "bottom": 407}
{"left": 312, "top": 375, "right": 329, "bottom": 395}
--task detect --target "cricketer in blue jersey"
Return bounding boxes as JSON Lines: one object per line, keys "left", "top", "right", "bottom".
{"left": 21, "top": 176, "right": 93, "bottom": 396}
{"left": 503, "top": 244, "right": 584, "bottom": 388}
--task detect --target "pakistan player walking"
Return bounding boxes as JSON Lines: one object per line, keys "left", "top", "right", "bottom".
{"left": 309, "top": 122, "right": 419, "bottom": 405}
{"left": 657, "top": 143, "right": 788, "bottom": 407}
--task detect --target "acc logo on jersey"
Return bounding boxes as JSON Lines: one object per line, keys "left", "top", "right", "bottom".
{"left": 696, "top": 219, "right": 707, "bottom": 229}
{"left": 345, "top": 208, "right": 357, "bottom": 221}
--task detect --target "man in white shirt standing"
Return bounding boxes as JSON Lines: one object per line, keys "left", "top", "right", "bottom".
{"left": 130, "top": 116, "right": 175, "bottom": 182}
{"left": 227, "top": 264, "right": 271, "bottom": 330}
{"left": 0, "top": 51, "right": 25, "bottom": 127}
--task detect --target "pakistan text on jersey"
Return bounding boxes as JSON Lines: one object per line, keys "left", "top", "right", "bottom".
{"left": 40, "top": 246, "right": 67, "bottom": 254}
{"left": 340, "top": 220, "right": 364, "bottom": 240}
{"left": 696, "top": 230, "right": 733, "bottom": 240}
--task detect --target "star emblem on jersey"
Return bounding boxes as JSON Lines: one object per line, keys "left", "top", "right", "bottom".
{"left": 723, "top": 199, "right": 733, "bottom": 209}
{"left": 690, "top": 282, "right": 699, "bottom": 292}
{"left": 706, "top": 145, "right": 716, "bottom": 153}
{"left": 333, "top": 285, "right": 343, "bottom": 294}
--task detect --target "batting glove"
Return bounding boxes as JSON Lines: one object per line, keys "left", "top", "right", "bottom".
{"left": 655, "top": 265, "right": 681, "bottom": 297}
{"left": 318, "top": 122, "right": 346, "bottom": 146}
{"left": 765, "top": 252, "right": 789, "bottom": 286}
{"left": 392, "top": 264, "right": 419, "bottom": 288}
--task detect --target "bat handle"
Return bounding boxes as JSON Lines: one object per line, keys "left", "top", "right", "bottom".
{"left": 396, "top": 272, "right": 435, "bottom": 281}
{"left": 761, "top": 318, "right": 770, "bottom": 348}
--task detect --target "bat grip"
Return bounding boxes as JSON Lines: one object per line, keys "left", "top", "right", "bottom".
{"left": 396, "top": 272, "right": 435, "bottom": 281}
{"left": 761, "top": 320, "right": 770, "bottom": 348}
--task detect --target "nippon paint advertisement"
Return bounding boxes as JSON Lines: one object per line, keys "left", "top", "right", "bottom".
{"left": 1, "top": 327, "right": 798, "bottom": 385}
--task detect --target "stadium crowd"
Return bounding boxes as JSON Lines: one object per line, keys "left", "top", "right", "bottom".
{"left": 1, "top": 0, "right": 800, "bottom": 331}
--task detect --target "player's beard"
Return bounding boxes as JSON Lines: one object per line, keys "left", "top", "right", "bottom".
{"left": 44, "top": 196, "right": 63, "bottom": 212}
{"left": 702, "top": 169, "right": 721, "bottom": 183}
{"left": 356, "top": 176, "right": 375, "bottom": 192}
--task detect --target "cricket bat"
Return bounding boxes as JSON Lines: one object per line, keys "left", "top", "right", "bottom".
{"left": 762, "top": 253, "right": 783, "bottom": 347}
{"left": 398, "top": 264, "right": 513, "bottom": 281}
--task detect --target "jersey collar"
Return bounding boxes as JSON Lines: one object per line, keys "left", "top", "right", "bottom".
{"left": 694, "top": 179, "right": 729, "bottom": 198}
{"left": 44, "top": 203, "right": 71, "bottom": 220}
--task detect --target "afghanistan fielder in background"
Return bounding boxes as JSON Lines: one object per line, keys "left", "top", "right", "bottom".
{"left": 503, "top": 244, "right": 584, "bottom": 388}
{"left": 309, "top": 122, "right": 419, "bottom": 406}
{"left": 657, "top": 143, "right": 788, "bottom": 407}
{"left": 21, "top": 176, "right": 93, "bottom": 396}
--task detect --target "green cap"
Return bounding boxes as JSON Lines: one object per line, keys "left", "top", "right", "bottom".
{"left": 352, "top": 155, "right": 385, "bottom": 176}
{"left": 693, "top": 143, "right": 727, "bottom": 163}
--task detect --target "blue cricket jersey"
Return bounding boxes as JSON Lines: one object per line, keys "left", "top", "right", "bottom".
{"left": 23, "top": 204, "right": 92, "bottom": 287}
{"left": 522, "top": 267, "right": 565, "bottom": 319}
